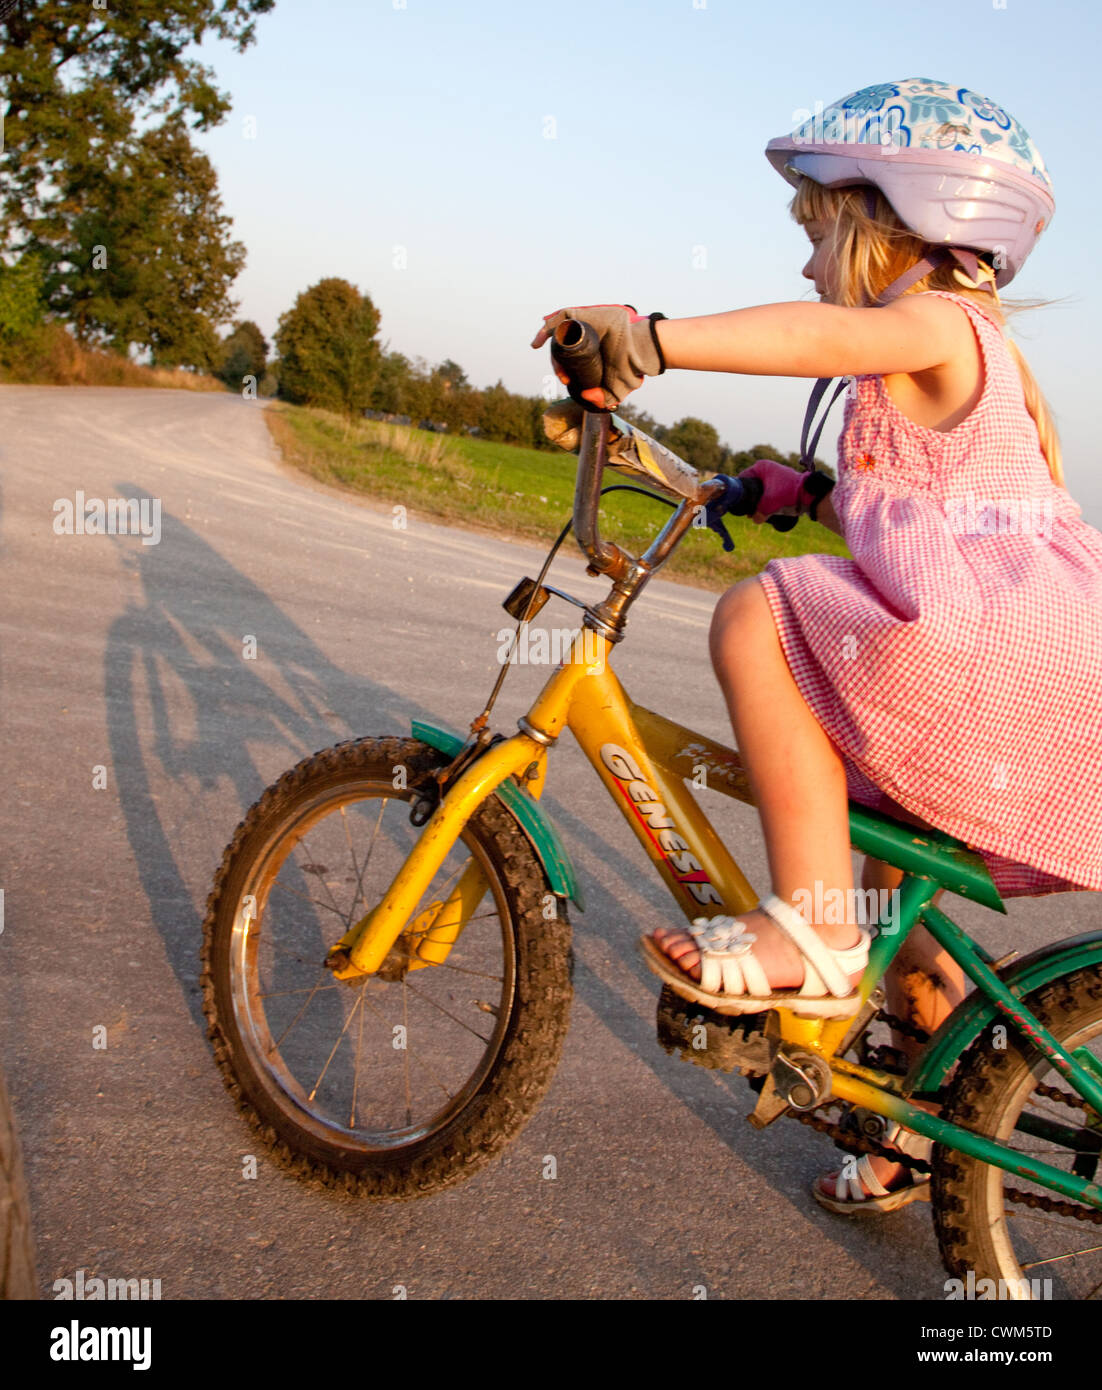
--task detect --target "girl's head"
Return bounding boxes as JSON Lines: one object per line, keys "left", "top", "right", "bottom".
{"left": 792, "top": 181, "right": 996, "bottom": 310}
{"left": 767, "top": 79, "right": 1063, "bottom": 484}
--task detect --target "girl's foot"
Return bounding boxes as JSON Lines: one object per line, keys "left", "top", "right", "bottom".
{"left": 641, "top": 896, "right": 870, "bottom": 1018}
{"left": 813, "top": 1152, "right": 931, "bottom": 1214}
{"left": 650, "top": 903, "right": 866, "bottom": 993}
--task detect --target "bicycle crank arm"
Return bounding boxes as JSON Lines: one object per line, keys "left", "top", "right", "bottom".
{"left": 326, "top": 730, "right": 544, "bottom": 979}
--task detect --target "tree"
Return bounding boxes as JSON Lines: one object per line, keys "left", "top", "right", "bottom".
{"left": 368, "top": 350, "right": 412, "bottom": 414}
{"left": 52, "top": 118, "right": 246, "bottom": 367}
{"left": 218, "top": 319, "right": 268, "bottom": 387}
{"left": 275, "top": 278, "right": 382, "bottom": 416}
{"left": 0, "top": 1, "right": 272, "bottom": 360}
{"left": 478, "top": 380, "right": 535, "bottom": 446}
{"left": 663, "top": 417, "right": 722, "bottom": 474}
{"left": 433, "top": 358, "right": 468, "bottom": 393}
{"left": 0, "top": 253, "right": 45, "bottom": 342}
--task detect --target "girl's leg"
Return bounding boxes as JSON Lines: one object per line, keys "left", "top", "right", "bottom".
{"left": 653, "top": 576, "right": 862, "bottom": 988}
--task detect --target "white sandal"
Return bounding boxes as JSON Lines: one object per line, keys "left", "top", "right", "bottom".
{"left": 813, "top": 1124, "right": 933, "bottom": 1214}
{"left": 639, "top": 893, "right": 870, "bottom": 1019}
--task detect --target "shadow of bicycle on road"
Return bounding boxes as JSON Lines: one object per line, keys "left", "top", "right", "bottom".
{"left": 103, "top": 490, "right": 941, "bottom": 1298}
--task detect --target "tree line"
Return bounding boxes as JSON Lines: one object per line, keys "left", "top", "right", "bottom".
{"left": 0, "top": 1, "right": 813, "bottom": 475}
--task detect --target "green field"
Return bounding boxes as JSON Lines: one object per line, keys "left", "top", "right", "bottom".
{"left": 265, "top": 402, "right": 850, "bottom": 592}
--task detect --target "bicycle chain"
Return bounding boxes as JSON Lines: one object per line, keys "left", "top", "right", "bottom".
{"left": 807, "top": 1012, "right": 1102, "bottom": 1223}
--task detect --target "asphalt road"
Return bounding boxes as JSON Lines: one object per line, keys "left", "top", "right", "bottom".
{"left": 2, "top": 384, "right": 1098, "bottom": 1301}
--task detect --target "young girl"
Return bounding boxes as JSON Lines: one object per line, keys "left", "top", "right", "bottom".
{"left": 532, "top": 78, "right": 1102, "bottom": 1212}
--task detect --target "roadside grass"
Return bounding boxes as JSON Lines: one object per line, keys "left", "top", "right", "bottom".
{"left": 0, "top": 323, "right": 228, "bottom": 391}
{"left": 265, "top": 400, "right": 851, "bottom": 592}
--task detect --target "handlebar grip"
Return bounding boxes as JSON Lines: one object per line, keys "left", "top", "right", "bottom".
{"left": 550, "top": 319, "right": 604, "bottom": 391}
{"left": 715, "top": 474, "right": 801, "bottom": 533}
{"left": 721, "top": 475, "right": 762, "bottom": 516}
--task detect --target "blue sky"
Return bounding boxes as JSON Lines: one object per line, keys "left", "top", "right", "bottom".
{"left": 192, "top": 0, "right": 1102, "bottom": 523}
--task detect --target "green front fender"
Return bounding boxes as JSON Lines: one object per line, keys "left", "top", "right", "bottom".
{"left": 911, "top": 929, "right": 1102, "bottom": 1092}
{"left": 411, "top": 720, "right": 584, "bottom": 912}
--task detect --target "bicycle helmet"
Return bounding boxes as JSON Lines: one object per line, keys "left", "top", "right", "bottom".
{"left": 765, "top": 78, "right": 1054, "bottom": 287}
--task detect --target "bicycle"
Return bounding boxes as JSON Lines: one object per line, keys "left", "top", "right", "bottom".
{"left": 201, "top": 324, "right": 1102, "bottom": 1297}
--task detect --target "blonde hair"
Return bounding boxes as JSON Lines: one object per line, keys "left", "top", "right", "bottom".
{"left": 792, "top": 179, "right": 1065, "bottom": 487}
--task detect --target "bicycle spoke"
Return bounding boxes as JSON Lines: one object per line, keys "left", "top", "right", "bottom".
{"left": 269, "top": 970, "right": 334, "bottom": 1053}
{"left": 403, "top": 971, "right": 412, "bottom": 1128}
{"left": 350, "top": 976, "right": 367, "bottom": 1129}
{"left": 425, "top": 959, "right": 505, "bottom": 984}
{"left": 343, "top": 799, "right": 387, "bottom": 926}
{"left": 1021, "top": 1244, "right": 1102, "bottom": 1266}
{"left": 298, "top": 834, "right": 347, "bottom": 922}
{"left": 402, "top": 980, "right": 494, "bottom": 1045}
{"left": 268, "top": 878, "right": 348, "bottom": 921}
{"left": 257, "top": 983, "right": 343, "bottom": 1000}
{"left": 309, "top": 986, "right": 367, "bottom": 1103}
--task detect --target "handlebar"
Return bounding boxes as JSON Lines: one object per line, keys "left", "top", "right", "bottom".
{"left": 543, "top": 400, "right": 765, "bottom": 581}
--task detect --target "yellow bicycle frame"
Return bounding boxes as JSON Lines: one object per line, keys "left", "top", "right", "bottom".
{"left": 328, "top": 625, "right": 762, "bottom": 974}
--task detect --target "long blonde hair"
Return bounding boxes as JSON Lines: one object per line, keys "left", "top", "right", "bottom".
{"left": 792, "top": 179, "right": 1064, "bottom": 487}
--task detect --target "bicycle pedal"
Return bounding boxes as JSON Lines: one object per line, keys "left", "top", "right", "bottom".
{"left": 655, "top": 985, "right": 770, "bottom": 1076}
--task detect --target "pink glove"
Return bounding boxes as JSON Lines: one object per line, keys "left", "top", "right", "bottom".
{"left": 738, "top": 459, "right": 816, "bottom": 525}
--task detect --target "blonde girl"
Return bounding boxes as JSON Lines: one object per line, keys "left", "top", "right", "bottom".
{"left": 533, "top": 78, "right": 1102, "bottom": 1211}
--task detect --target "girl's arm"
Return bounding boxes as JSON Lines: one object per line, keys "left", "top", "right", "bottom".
{"left": 810, "top": 491, "right": 844, "bottom": 537}
{"left": 654, "top": 295, "right": 969, "bottom": 379}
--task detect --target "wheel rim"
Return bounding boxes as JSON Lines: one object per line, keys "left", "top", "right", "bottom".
{"left": 227, "top": 777, "right": 517, "bottom": 1157}
{"left": 983, "top": 1013, "right": 1102, "bottom": 1299}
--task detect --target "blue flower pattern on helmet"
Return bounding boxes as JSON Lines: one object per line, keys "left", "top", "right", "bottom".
{"left": 840, "top": 83, "right": 899, "bottom": 114}
{"left": 958, "top": 89, "right": 1011, "bottom": 129}
{"left": 801, "top": 77, "right": 1052, "bottom": 189}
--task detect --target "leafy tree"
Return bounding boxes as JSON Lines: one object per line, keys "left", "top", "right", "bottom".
{"left": 478, "top": 380, "right": 535, "bottom": 446}
{"left": 55, "top": 119, "right": 245, "bottom": 366}
{"left": 275, "top": 278, "right": 382, "bottom": 415}
{"left": 0, "top": 1, "right": 272, "bottom": 361}
{"left": 663, "top": 417, "right": 722, "bottom": 474}
{"left": 368, "top": 350, "right": 412, "bottom": 414}
{"left": 433, "top": 358, "right": 468, "bottom": 393}
{"left": 218, "top": 319, "right": 268, "bottom": 386}
{"left": 0, "top": 253, "right": 45, "bottom": 341}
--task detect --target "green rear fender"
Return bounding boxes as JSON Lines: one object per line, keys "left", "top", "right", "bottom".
{"left": 911, "top": 929, "right": 1102, "bottom": 1093}
{"left": 411, "top": 720, "right": 584, "bottom": 912}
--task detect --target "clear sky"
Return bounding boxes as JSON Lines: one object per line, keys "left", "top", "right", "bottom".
{"left": 190, "top": 0, "right": 1102, "bottom": 524}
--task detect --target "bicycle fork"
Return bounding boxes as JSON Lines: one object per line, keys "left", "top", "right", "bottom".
{"left": 326, "top": 729, "right": 547, "bottom": 980}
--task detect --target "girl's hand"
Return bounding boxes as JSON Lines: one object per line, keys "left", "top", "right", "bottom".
{"left": 531, "top": 303, "right": 666, "bottom": 409}
{"left": 738, "top": 459, "right": 814, "bottom": 524}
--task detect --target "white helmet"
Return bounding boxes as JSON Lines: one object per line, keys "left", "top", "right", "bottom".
{"left": 765, "top": 78, "right": 1055, "bottom": 287}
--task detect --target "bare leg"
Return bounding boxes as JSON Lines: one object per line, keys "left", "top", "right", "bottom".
{"left": 653, "top": 576, "right": 863, "bottom": 989}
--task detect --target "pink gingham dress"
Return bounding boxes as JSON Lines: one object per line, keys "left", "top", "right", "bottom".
{"left": 757, "top": 290, "right": 1102, "bottom": 897}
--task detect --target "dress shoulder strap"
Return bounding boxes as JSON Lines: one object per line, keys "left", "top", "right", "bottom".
{"left": 918, "top": 288, "right": 1005, "bottom": 335}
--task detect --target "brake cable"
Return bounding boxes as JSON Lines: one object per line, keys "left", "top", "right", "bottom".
{"left": 428, "top": 484, "right": 680, "bottom": 799}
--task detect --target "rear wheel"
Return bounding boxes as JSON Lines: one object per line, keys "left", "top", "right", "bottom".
{"left": 934, "top": 967, "right": 1102, "bottom": 1299}
{"left": 201, "top": 737, "right": 573, "bottom": 1198}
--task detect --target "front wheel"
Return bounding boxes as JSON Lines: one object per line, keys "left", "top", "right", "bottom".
{"left": 933, "top": 966, "right": 1102, "bottom": 1299}
{"left": 201, "top": 737, "right": 573, "bottom": 1198}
